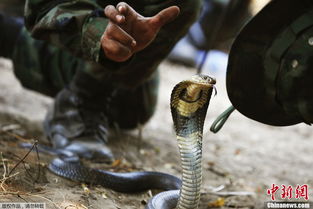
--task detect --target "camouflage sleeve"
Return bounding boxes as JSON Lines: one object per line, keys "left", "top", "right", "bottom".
{"left": 24, "top": 0, "right": 110, "bottom": 65}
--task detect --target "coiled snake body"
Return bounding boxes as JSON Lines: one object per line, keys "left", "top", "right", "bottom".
{"left": 22, "top": 74, "right": 215, "bottom": 209}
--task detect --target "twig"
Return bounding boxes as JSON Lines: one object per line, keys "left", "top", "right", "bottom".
{"left": 1, "top": 124, "right": 21, "bottom": 132}
{"left": 28, "top": 193, "right": 62, "bottom": 209}
{"left": 1, "top": 152, "right": 7, "bottom": 178}
{"left": 17, "top": 194, "right": 28, "bottom": 203}
{"left": 0, "top": 172, "right": 20, "bottom": 192}
{"left": 209, "top": 184, "right": 225, "bottom": 192}
{"left": 1, "top": 130, "right": 32, "bottom": 142}
{"left": 34, "top": 144, "right": 41, "bottom": 183}
{"left": 113, "top": 122, "right": 121, "bottom": 137}
{"left": 207, "top": 167, "right": 229, "bottom": 177}
{"left": 5, "top": 152, "right": 37, "bottom": 181}
{"left": 8, "top": 140, "right": 38, "bottom": 177}
{"left": 0, "top": 190, "right": 21, "bottom": 195}
{"left": 206, "top": 191, "right": 256, "bottom": 197}
{"left": 137, "top": 123, "right": 143, "bottom": 151}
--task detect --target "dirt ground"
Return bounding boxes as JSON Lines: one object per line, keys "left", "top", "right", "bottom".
{"left": 1, "top": 1, "right": 313, "bottom": 208}
{"left": 0, "top": 52, "right": 312, "bottom": 209}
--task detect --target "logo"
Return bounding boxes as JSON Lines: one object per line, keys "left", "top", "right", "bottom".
{"left": 265, "top": 184, "right": 311, "bottom": 209}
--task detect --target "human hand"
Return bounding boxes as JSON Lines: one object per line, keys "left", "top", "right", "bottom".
{"left": 101, "top": 2, "right": 180, "bottom": 62}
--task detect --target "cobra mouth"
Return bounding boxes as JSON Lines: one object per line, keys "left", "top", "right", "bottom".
{"left": 183, "top": 74, "right": 216, "bottom": 103}
{"left": 170, "top": 74, "right": 216, "bottom": 117}
{"left": 190, "top": 74, "right": 216, "bottom": 86}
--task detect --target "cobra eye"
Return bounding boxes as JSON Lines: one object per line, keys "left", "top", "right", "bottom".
{"left": 208, "top": 77, "right": 216, "bottom": 84}
{"left": 201, "top": 75, "right": 208, "bottom": 80}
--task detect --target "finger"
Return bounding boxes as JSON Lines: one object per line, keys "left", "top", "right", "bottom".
{"left": 116, "top": 2, "right": 140, "bottom": 20}
{"left": 102, "top": 39, "right": 132, "bottom": 62}
{"left": 149, "top": 6, "right": 180, "bottom": 29}
{"left": 104, "top": 5, "right": 125, "bottom": 24}
{"left": 106, "top": 22, "right": 136, "bottom": 47}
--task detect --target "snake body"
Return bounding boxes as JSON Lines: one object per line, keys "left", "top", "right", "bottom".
{"left": 49, "top": 157, "right": 181, "bottom": 192}
{"left": 147, "top": 74, "right": 215, "bottom": 209}
{"left": 21, "top": 74, "right": 215, "bottom": 209}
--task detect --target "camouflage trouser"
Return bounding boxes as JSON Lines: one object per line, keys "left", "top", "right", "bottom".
{"left": 10, "top": 0, "right": 201, "bottom": 128}
{"left": 12, "top": 29, "right": 161, "bottom": 129}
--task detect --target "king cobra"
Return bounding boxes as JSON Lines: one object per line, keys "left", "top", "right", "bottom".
{"left": 21, "top": 74, "right": 215, "bottom": 209}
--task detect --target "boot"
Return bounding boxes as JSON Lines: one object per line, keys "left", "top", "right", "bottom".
{"left": 0, "top": 13, "right": 23, "bottom": 59}
{"left": 44, "top": 71, "right": 114, "bottom": 162}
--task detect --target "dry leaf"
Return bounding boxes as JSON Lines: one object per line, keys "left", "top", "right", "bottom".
{"left": 81, "top": 183, "right": 90, "bottom": 195}
{"left": 102, "top": 192, "right": 108, "bottom": 199}
{"left": 111, "top": 159, "right": 121, "bottom": 167}
{"left": 207, "top": 197, "right": 225, "bottom": 207}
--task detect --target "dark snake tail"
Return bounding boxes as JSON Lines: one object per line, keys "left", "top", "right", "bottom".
{"left": 49, "top": 158, "right": 181, "bottom": 193}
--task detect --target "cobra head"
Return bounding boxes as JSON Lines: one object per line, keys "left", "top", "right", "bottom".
{"left": 170, "top": 74, "right": 216, "bottom": 136}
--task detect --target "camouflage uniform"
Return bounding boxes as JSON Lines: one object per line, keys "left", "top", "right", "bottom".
{"left": 21, "top": 0, "right": 201, "bottom": 89}
{"left": 0, "top": 0, "right": 201, "bottom": 160}
{"left": 8, "top": 0, "right": 202, "bottom": 127}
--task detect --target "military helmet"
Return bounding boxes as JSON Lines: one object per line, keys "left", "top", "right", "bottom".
{"left": 226, "top": 0, "right": 313, "bottom": 126}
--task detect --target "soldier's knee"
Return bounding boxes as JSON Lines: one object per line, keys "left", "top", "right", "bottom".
{"left": 107, "top": 74, "right": 159, "bottom": 130}
{"left": 110, "top": 106, "right": 155, "bottom": 130}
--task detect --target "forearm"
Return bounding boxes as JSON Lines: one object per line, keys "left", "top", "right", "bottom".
{"left": 24, "top": 0, "right": 109, "bottom": 64}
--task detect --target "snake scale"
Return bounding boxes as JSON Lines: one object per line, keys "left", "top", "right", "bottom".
{"left": 21, "top": 74, "right": 215, "bottom": 209}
